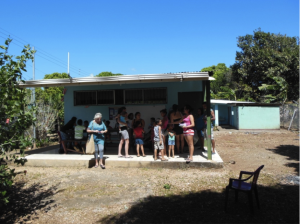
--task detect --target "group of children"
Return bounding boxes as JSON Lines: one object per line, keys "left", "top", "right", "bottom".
{"left": 152, "top": 119, "right": 176, "bottom": 161}
{"left": 70, "top": 112, "right": 177, "bottom": 160}
{"left": 133, "top": 117, "right": 176, "bottom": 161}
{"left": 67, "top": 114, "right": 177, "bottom": 161}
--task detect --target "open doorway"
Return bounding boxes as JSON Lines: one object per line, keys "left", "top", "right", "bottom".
{"left": 178, "top": 92, "right": 203, "bottom": 117}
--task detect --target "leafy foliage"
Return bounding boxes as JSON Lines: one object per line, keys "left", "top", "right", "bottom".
{"left": 35, "top": 72, "right": 69, "bottom": 121}
{"left": 201, "top": 63, "right": 240, "bottom": 100}
{"left": 24, "top": 95, "right": 59, "bottom": 144}
{"left": 163, "top": 184, "right": 171, "bottom": 190}
{"left": 96, "top": 71, "right": 123, "bottom": 77}
{"left": 201, "top": 63, "right": 230, "bottom": 95}
{"left": 0, "top": 38, "right": 35, "bottom": 206}
{"left": 258, "top": 76, "right": 288, "bottom": 103}
{"left": 231, "top": 29, "right": 299, "bottom": 102}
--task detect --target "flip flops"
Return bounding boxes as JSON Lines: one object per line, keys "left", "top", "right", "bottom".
{"left": 125, "top": 156, "right": 133, "bottom": 158}
{"left": 94, "top": 165, "right": 98, "bottom": 168}
{"left": 100, "top": 164, "right": 105, "bottom": 169}
{"left": 185, "top": 158, "right": 193, "bottom": 163}
{"left": 118, "top": 155, "right": 124, "bottom": 158}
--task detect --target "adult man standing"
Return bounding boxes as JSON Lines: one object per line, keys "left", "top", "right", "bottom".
{"left": 202, "top": 102, "right": 216, "bottom": 154}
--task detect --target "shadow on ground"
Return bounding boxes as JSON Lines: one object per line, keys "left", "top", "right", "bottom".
{"left": 219, "top": 125, "right": 237, "bottom": 130}
{"left": 0, "top": 181, "right": 58, "bottom": 223}
{"left": 99, "top": 184, "right": 299, "bottom": 224}
{"left": 266, "top": 145, "right": 299, "bottom": 174}
{"left": 17, "top": 144, "right": 60, "bottom": 155}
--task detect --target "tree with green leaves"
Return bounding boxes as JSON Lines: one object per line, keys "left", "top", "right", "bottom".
{"left": 201, "top": 63, "right": 238, "bottom": 100}
{"left": 0, "top": 38, "right": 35, "bottom": 206}
{"left": 35, "top": 72, "right": 69, "bottom": 121}
{"left": 231, "top": 29, "right": 299, "bottom": 103}
{"left": 96, "top": 71, "right": 123, "bottom": 77}
{"left": 258, "top": 76, "right": 289, "bottom": 103}
{"left": 201, "top": 63, "right": 229, "bottom": 94}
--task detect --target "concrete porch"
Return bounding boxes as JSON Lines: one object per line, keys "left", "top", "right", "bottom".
{"left": 24, "top": 143, "right": 224, "bottom": 169}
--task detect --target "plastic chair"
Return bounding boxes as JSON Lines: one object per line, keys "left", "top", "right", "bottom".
{"left": 225, "top": 165, "right": 264, "bottom": 213}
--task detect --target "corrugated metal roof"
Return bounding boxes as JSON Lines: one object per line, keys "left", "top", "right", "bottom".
{"left": 19, "top": 72, "right": 214, "bottom": 88}
{"left": 210, "top": 99, "right": 280, "bottom": 106}
{"left": 229, "top": 103, "right": 281, "bottom": 106}
{"left": 211, "top": 99, "right": 255, "bottom": 104}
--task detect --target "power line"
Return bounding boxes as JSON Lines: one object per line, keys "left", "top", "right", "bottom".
{"left": 26, "top": 64, "right": 48, "bottom": 78}
{"left": 35, "top": 51, "right": 90, "bottom": 76}
{"left": 0, "top": 31, "right": 72, "bottom": 71}
{"left": 0, "top": 27, "right": 91, "bottom": 76}
{"left": 0, "top": 36, "right": 77, "bottom": 79}
{"left": 0, "top": 36, "right": 32, "bottom": 80}
{"left": 0, "top": 35, "right": 88, "bottom": 78}
{"left": 35, "top": 53, "right": 72, "bottom": 74}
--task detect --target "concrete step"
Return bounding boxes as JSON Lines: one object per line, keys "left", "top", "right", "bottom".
{"left": 24, "top": 148, "right": 223, "bottom": 169}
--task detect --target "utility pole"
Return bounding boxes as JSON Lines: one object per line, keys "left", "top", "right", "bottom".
{"left": 206, "top": 80, "right": 212, "bottom": 160}
{"left": 68, "top": 52, "right": 70, "bottom": 78}
{"left": 32, "top": 47, "right": 36, "bottom": 149}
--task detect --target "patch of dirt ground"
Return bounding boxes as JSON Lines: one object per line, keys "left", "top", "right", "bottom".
{"left": 1, "top": 129, "right": 299, "bottom": 224}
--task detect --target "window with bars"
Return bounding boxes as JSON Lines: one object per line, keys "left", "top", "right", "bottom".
{"left": 115, "top": 89, "right": 124, "bottom": 105}
{"left": 124, "top": 89, "right": 143, "bottom": 104}
{"left": 124, "top": 88, "right": 167, "bottom": 104}
{"left": 74, "top": 91, "right": 97, "bottom": 106}
{"left": 97, "top": 90, "right": 114, "bottom": 104}
{"left": 74, "top": 88, "right": 167, "bottom": 105}
{"left": 144, "top": 88, "right": 167, "bottom": 104}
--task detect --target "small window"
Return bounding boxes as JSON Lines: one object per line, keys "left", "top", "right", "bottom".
{"left": 74, "top": 91, "right": 96, "bottom": 106}
{"left": 144, "top": 88, "right": 167, "bottom": 104}
{"left": 124, "top": 89, "right": 143, "bottom": 104}
{"left": 97, "top": 90, "right": 114, "bottom": 105}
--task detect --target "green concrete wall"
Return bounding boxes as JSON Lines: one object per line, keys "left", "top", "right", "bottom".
{"left": 218, "top": 104, "right": 229, "bottom": 125}
{"left": 64, "top": 81, "right": 203, "bottom": 128}
{"left": 238, "top": 106, "right": 280, "bottom": 129}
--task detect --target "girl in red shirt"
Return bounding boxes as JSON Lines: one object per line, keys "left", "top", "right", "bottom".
{"left": 133, "top": 121, "right": 145, "bottom": 157}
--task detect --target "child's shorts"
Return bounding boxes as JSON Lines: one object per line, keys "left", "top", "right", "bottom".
{"left": 135, "top": 138, "right": 144, "bottom": 145}
{"left": 168, "top": 140, "right": 175, "bottom": 145}
{"left": 204, "top": 127, "right": 214, "bottom": 140}
{"left": 154, "top": 140, "right": 164, "bottom": 150}
{"left": 120, "top": 129, "right": 129, "bottom": 140}
{"left": 183, "top": 129, "right": 194, "bottom": 136}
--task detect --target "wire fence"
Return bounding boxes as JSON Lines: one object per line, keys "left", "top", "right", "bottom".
{"left": 280, "top": 104, "right": 299, "bottom": 131}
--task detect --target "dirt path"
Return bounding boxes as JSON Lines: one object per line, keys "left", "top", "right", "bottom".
{"left": 1, "top": 129, "right": 299, "bottom": 224}
{"left": 215, "top": 130, "right": 299, "bottom": 174}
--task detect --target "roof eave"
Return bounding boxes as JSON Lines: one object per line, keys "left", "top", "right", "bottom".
{"left": 229, "top": 103, "right": 281, "bottom": 106}
{"left": 19, "top": 72, "right": 214, "bottom": 88}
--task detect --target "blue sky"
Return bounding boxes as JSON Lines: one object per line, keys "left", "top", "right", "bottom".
{"left": 0, "top": 0, "right": 299, "bottom": 80}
